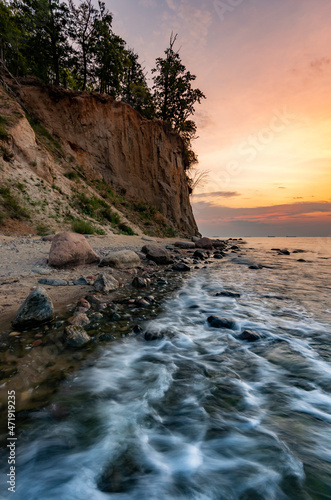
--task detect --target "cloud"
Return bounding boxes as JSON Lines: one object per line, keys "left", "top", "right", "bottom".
{"left": 192, "top": 191, "right": 241, "bottom": 198}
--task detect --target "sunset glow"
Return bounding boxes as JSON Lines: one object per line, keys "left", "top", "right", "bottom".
{"left": 110, "top": 0, "right": 331, "bottom": 235}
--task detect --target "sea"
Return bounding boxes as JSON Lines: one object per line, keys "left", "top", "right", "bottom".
{"left": 1, "top": 237, "right": 331, "bottom": 500}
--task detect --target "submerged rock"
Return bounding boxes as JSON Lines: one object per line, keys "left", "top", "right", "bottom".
{"left": 94, "top": 273, "right": 119, "bottom": 294}
{"left": 216, "top": 291, "right": 241, "bottom": 298}
{"left": 49, "top": 232, "right": 100, "bottom": 267}
{"left": 207, "top": 316, "right": 237, "bottom": 330}
{"left": 141, "top": 245, "right": 171, "bottom": 265}
{"left": 239, "top": 329, "right": 261, "bottom": 342}
{"left": 194, "top": 250, "right": 207, "bottom": 260}
{"left": 64, "top": 325, "right": 91, "bottom": 347}
{"left": 99, "top": 250, "right": 141, "bottom": 269}
{"left": 13, "top": 287, "right": 54, "bottom": 329}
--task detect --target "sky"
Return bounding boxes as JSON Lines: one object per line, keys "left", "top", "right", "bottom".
{"left": 108, "top": 0, "right": 331, "bottom": 236}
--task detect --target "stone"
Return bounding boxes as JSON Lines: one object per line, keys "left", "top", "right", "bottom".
{"left": 13, "top": 287, "right": 54, "bottom": 329}
{"left": 213, "top": 254, "right": 223, "bottom": 259}
{"left": 132, "top": 277, "right": 148, "bottom": 288}
{"left": 192, "top": 236, "right": 199, "bottom": 242}
{"left": 32, "top": 268, "right": 52, "bottom": 275}
{"left": 77, "top": 298, "right": 91, "bottom": 310}
{"left": 194, "top": 250, "right": 207, "bottom": 260}
{"left": 42, "top": 235, "right": 55, "bottom": 241}
{"left": 249, "top": 264, "right": 263, "bottom": 270}
{"left": 99, "top": 250, "right": 141, "bottom": 269}
{"left": 195, "top": 237, "right": 213, "bottom": 250}
{"left": 135, "top": 298, "right": 149, "bottom": 307}
{"left": 172, "top": 263, "right": 191, "bottom": 272}
{"left": 239, "top": 330, "right": 261, "bottom": 342}
{"left": 48, "top": 232, "right": 100, "bottom": 268}
{"left": 9, "top": 331, "right": 21, "bottom": 337}
{"left": 32, "top": 339, "right": 43, "bottom": 347}
{"left": 212, "top": 240, "right": 227, "bottom": 248}
{"left": 216, "top": 291, "right": 241, "bottom": 298}
{"left": 68, "top": 313, "right": 90, "bottom": 327}
{"left": 141, "top": 245, "right": 171, "bottom": 265}
{"left": 38, "top": 278, "right": 68, "bottom": 286}
{"left": 144, "top": 329, "right": 164, "bottom": 341}
{"left": 297, "top": 259, "right": 306, "bottom": 262}
{"left": 141, "top": 236, "right": 156, "bottom": 242}
{"left": 230, "top": 245, "right": 240, "bottom": 250}
{"left": 64, "top": 325, "right": 91, "bottom": 347}
{"left": 94, "top": 273, "right": 119, "bottom": 294}
{"left": 278, "top": 249, "right": 290, "bottom": 256}
{"left": 174, "top": 241, "right": 196, "bottom": 249}
{"left": 207, "top": 316, "right": 237, "bottom": 330}
{"left": 74, "top": 277, "right": 89, "bottom": 285}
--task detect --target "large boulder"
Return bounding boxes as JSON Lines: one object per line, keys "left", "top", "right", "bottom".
{"left": 94, "top": 273, "right": 119, "bottom": 294}
{"left": 174, "top": 241, "right": 196, "bottom": 249}
{"left": 141, "top": 245, "right": 171, "bottom": 265}
{"left": 195, "top": 237, "right": 213, "bottom": 250}
{"left": 48, "top": 232, "right": 100, "bottom": 268}
{"left": 99, "top": 250, "right": 141, "bottom": 269}
{"left": 13, "top": 287, "right": 54, "bottom": 329}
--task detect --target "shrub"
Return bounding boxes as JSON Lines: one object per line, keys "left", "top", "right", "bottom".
{"left": 64, "top": 170, "right": 79, "bottom": 181}
{"left": 118, "top": 222, "right": 135, "bottom": 235}
{"left": 71, "top": 219, "right": 95, "bottom": 234}
{"left": 0, "top": 186, "right": 30, "bottom": 219}
{"left": 36, "top": 223, "right": 51, "bottom": 236}
{"left": 102, "top": 208, "right": 121, "bottom": 225}
{"left": 0, "top": 114, "right": 9, "bottom": 142}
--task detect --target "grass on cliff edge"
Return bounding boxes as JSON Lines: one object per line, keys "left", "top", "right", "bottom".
{"left": 0, "top": 186, "right": 30, "bottom": 222}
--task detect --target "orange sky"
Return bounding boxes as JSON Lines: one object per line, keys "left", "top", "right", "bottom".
{"left": 110, "top": 0, "right": 331, "bottom": 235}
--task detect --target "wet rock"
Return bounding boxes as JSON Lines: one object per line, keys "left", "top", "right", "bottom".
{"left": 68, "top": 313, "right": 90, "bottom": 327}
{"left": 293, "top": 249, "right": 306, "bottom": 254}
{"left": 216, "top": 291, "right": 241, "bottom": 298}
{"left": 132, "top": 276, "right": 148, "bottom": 289}
{"left": 213, "top": 254, "right": 223, "bottom": 259}
{"left": 94, "top": 273, "right": 119, "bottom": 294}
{"left": 38, "top": 278, "right": 68, "bottom": 286}
{"left": 195, "top": 237, "right": 213, "bottom": 250}
{"left": 32, "top": 339, "right": 43, "bottom": 347}
{"left": 144, "top": 329, "right": 164, "bottom": 341}
{"left": 278, "top": 249, "right": 290, "bottom": 255}
{"left": 174, "top": 241, "right": 196, "bottom": 249}
{"left": 239, "top": 329, "right": 261, "bottom": 342}
{"left": 13, "top": 287, "right": 54, "bottom": 329}
{"left": 99, "top": 250, "right": 141, "bottom": 269}
{"left": 249, "top": 264, "right": 263, "bottom": 270}
{"left": 212, "top": 239, "right": 227, "bottom": 248}
{"left": 98, "top": 333, "right": 115, "bottom": 342}
{"left": 9, "top": 331, "right": 21, "bottom": 337}
{"left": 230, "top": 245, "right": 240, "bottom": 250}
{"left": 297, "top": 259, "right": 306, "bottom": 263}
{"left": 194, "top": 250, "right": 207, "bottom": 260}
{"left": 64, "top": 325, "right": 91, "bottom": 347}
{"left": 141, "top": 245, "right": 171, "bottom": 265}
{"left": 49, "top": 232, "right": 100, "bottom": 268}
{"left": 207, "top": 316, "right": 237, "bottom": 329}
{"left": 172, "top": 263, "right": 191, "bottom": 272}
{"left": 135, "top": 298, "right": 149, "bottom": 308}
{"left": 132, "top": 325, "right": 143, "bottom": 335}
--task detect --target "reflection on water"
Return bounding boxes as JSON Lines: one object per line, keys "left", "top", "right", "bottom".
{"left": 1, "top": 238, "right": 331, "bottom": 499}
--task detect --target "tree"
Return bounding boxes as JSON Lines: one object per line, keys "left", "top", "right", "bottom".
{"left": 152, "top": 33, "right": 205, "bottom": 132}
{"left": 69, "top": 0, "right": 98, "bottom": 90}
{"left": 121, "top": 49, "right": 155, "bottom": 118}
{"left": 13, "top": 0, "right": 72, "bottom": 85}
{"left": 0, "top": 1, "right": 24, "bottom": 75}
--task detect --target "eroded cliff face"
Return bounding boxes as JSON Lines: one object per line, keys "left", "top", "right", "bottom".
{"left": 15, "top": 83, "right": 199, "bottom": 235}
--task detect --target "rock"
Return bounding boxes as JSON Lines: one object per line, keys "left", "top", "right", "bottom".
{"left": 48, "top": 232, "right": 100, "bottom": 268}
{"left": 132, "top": 277, "right": 148, "bottom": 288}
{"left": 230, "top": 245, "right": 240, "bottom": 250}
{"left": 216, "top": 291, "right": 241, "bottom": 298}
{"left": 278, "top": 249, "right": 290, "bottom": 255}
{"left": 13, "top": 287, "right": 54, "bottom": 329}
{"left": 74, "top": 277, "right": 89, "bottom": 285}
{"left": 68, "top": 313, "right": 90, "bottom": 327}
{"left": 174, "top": 241, "right": 196, "bottom": 249}
{"left": 38, "top": 278, "right": 68, "bottom": 286}
{"left": 32, "top": 339, "right": 43, "bottom": 347}
{"left": 172, "top": 263, "right": 191, "bottom": 272}
{"left": 135, "top": 298, "right": 149, "bottom": 307}
{"left": 94, "top": 273, "right": 119, "bottom": 294}
{"left": 64, "top": 325, "right": 91, "bottom": 347}
{"left": 207, "top": 316, "right": 237, "bottom": 330}
{"left": 32, "top": 268, "right": 52, "bottom": 275}
{"left": 213, "top": 254, "right": 223, "bottom": 259}
{"left": 192, "top": 236, "right": 199, "bottom": 242}
{"left": 194, "top": 250, "right": 207, "bottom": 260}
{"left": 99, "top": 250, "right": 141, "bottom": 269}
{"left": 293, "top": 249, "right": 306, "bottom": 254}
{"left": 212, "top": 239, "right": 227, "bottom": 248}
{"left": 9, "top": 331, "right": 21, "bottom": 337}
{"left": 249, "top": 264, "right": 263, "bottom": 270}
{"left": 144, "top": 329, "right": 164, "bottom": 341}
{"left": 141, "top": 245, "right": 171, "bottom": 265}
{"left": 77, "top": 298, "right": 91, "bottom": 310}
{"left": 42, "top": 235, "right": 55, "bottom": 241}
{"left": 195, "top": 237, "right": 213, "bottom": 250}
{"left": 141, "top": 236, "right": 156, "bottom": 242}
{"left": 239, "top": 329, "right": 261, "bottom": 342}
{"left": 297, "top": 259, "right": 306, "bottom": 262}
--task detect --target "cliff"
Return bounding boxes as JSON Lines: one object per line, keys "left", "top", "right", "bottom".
{"left": 0, "top": 78, "right": 199, "bottom": 237}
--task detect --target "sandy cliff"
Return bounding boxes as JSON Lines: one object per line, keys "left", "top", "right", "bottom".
{"left": 11, "top": 82, "right": 199, "bottom": 235}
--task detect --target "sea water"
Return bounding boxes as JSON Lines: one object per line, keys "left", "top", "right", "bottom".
{"left": 1, "top": 237, "right": 331, "bottom": 500}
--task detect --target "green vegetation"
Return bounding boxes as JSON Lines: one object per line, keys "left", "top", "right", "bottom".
{"left": 71, "top": 219, "right": 95, "bottom": 234}
{"left": 118, "top": 222, "right": 135, "bottom": 235}
{"left": 26, "top": 115, "right": 63, "bottom": 156}
{"left": 36, "top": 223, "right": 51, "bottom": 236}
{"left": 0, "top": 186, "right": 30, "bottom": 220}
{"left": 64, "top": 170, "right": 79, "bottom": 181}
{"left": 0, "top": 114, "right": 9, "bottom": 142}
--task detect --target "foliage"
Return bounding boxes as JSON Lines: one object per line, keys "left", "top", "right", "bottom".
{"left": 36, "top": 222, "right": 51, "bottom": 235}
{"left": 0, "top": 114, "right": 9, "bottom": 142}
{"left": 0, "top": 185, "right": 30, "bottom": 219}
{"left": 71, "top": 218, "right": 94, "bottom": 234}
{"left": 118, "top": 222, "right": 135, "bottom": 235}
